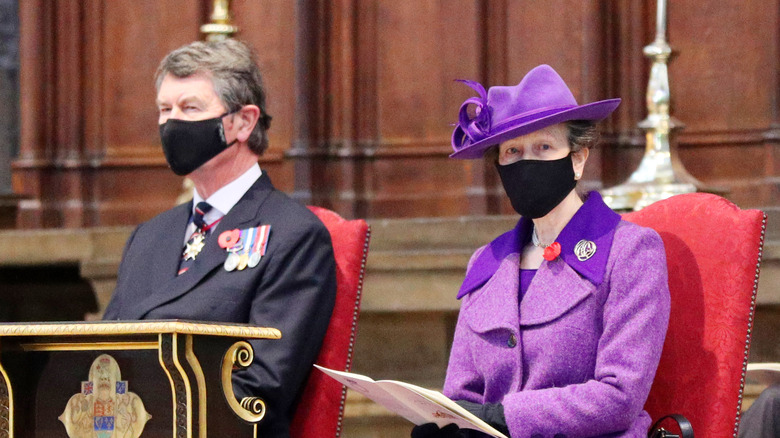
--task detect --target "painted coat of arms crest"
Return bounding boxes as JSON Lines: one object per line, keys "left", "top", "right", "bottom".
{"left": 59, "top": 354, "right": 151, "bottom": 438}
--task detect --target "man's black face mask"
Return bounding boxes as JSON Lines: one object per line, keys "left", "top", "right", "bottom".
{"left": 159, "top": 112, "right": 238, "bottom": 176}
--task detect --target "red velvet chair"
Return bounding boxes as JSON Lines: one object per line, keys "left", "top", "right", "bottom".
{"left": 623, "top": 193, "right": 766, "bottom": 437}
{"left": 290, "top": 207, "right": 370, "bottom": 438}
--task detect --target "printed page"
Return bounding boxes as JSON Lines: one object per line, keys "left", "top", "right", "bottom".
{"left": 314, "top": 365, "right": 429, "bottom": 425}
{"left": 382, "top": 380, "right": 509, "bottom": 438}
{"left": 314, "top": 365, "right": 509, "bottom": 438}
{"left": 746, "top": 362, "right": 780, "bottom": 386}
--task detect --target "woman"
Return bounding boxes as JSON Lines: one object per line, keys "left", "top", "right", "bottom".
{"left": 413, "top": 65, "right": 670, "bottom": 437}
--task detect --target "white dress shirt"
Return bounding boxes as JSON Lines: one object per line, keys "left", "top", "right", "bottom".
{"left": 183, "top": 164, "right": 262, "bottom": 244}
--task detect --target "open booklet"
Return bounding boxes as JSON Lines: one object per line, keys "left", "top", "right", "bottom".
{"left": 314, "top": 365, "right": 509, "bottom": 438}
{"left": 746, "top": 362, "right": 780, "bottom": 386}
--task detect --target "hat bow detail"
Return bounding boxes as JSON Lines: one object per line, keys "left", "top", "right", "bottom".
{"left": 455, "top": 80, "right": 492, "bottom": 146}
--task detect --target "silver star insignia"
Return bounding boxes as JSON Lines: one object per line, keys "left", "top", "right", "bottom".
{"left": 183, "top": 233, "right": 206, "bottom": 260}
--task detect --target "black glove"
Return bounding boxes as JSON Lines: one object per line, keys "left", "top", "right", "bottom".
{"left": 455, "top": 400, "right": 510, "bottom": 436}
{"left": 411, "top": 423, "right": 461, "bottom": 438}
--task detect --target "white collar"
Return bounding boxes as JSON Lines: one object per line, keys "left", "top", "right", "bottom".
{"left": 192, "top": 163, "right": 262, "bottom": 218}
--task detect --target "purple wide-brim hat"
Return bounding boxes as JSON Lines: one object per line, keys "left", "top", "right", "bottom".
{"left": 450, "top": 64, "right": 621, "bottom": 159}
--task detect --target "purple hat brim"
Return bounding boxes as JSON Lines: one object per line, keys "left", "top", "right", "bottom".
{"left": 450, "top": 98, "right": 621, "bottom": 159}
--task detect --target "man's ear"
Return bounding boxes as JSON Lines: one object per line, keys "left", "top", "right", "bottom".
{"left": 572, "top": 148, "right": 589, "bottom": 180}
{"left": 233, "top": 105, "right": 261, "bottom": 143}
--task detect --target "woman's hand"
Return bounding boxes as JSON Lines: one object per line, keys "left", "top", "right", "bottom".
{"left": 455, "top": 400, "right": 510, "bottom": 436}
{"left": 410, "top": 423, "right": 461, "bottom": 438}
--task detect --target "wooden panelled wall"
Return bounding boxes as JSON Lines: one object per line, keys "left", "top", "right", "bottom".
{"left": 12, "top": 0, "right": 780, "bottom": 227}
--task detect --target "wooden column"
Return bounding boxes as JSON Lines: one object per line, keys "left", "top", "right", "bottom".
{"left": 328, "top": 0, "right": 378, "bottom": 219}
{"left": 289, "top": 0, "right": 324, "bottom": 207}
{"left": 289, "top": 0, "right": 379, "bottom": 219}
{"left": 466, "top": 0, "right": 508, "bottom": 216}
{"left": 601, "top": 0, "right": 655, "bottom": 188}
{"left": 15, "top": 0, "right": 93, "bottom": 228}
{"left": 14, "top": 1, "right": 202, "bottom": 228}
{"left": 16, "top": 0, "right": 53, "bottom": 227}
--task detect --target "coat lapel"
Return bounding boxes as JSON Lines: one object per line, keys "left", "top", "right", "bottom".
{"left": 462, "top": 252, "right": 594, "bottom": 331}
{"left": 459, "top": 218, "right": 594, "bottom": 329}
{"left": 518, "top": 257, "right": 593, "bottom": 326}
{"left": 133, "top": 174, "right": 275, "bottom": 319}
{"left": 463, "top": 254, "right": 521, "bottom": 334}
{"left": 458, "top": 218, "right": 532, "bottom": 299}
{"left": 459, "top": 194, "right": 617, "bottom": 329}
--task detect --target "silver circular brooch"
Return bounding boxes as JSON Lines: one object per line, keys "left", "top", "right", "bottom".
{"left": 574, "top": 239, "right": 597, "bottom": 261}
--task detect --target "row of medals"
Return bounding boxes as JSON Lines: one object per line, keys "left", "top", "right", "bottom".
{"left": 224, "top": 241, "right": 262, "bottom": 272}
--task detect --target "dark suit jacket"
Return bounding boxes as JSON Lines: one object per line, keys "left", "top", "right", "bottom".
{"left": 103, "top": 173, "right": 337, "bottom": 437}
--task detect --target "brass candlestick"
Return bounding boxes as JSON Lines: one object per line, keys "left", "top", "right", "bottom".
{"left": 200, "top": 0, "right": 239, "bottom": 42}
{"left": 601, "top": 0, "right": 704, "bottom": 211}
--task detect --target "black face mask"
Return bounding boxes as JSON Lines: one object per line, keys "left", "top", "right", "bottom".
{"left": 159, "top": 112, "right": 238, "bottom": 176}
{"left": 496, "top": 154, "right": 577, "bottom": 219}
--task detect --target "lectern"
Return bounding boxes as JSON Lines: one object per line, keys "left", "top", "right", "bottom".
{"left": 0, "top": 320, "right": 281, "bottom": 437}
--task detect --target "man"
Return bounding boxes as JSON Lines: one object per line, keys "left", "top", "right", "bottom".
{"left": 103, "top": 39, "right": 337, "bottom": 437}
{"left": 738, "top": 383, "right": 780, "bottom": 437}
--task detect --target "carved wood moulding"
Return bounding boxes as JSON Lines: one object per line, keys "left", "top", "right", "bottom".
{"left": 12, "top": 0, "right": 780, "bottom": 226}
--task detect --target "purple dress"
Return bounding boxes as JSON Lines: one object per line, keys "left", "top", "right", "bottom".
{"left": 444, "top": 192, "right": 670, "bottom": 438}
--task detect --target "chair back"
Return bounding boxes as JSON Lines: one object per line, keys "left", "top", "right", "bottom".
{"left": 290, "top": 206, "right": 370, "bottom": 438}
{"left": 623, "top": 193, "right": 765, "bottom": 437}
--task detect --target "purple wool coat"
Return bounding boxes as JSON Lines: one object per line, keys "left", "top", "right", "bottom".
{"left": 443, "top": 193, "right": 670, "bottom": 438}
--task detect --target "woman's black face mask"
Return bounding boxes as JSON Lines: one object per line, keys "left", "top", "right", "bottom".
{"left": 159, "top": 112, "right": 238, "bottom": 176}
{"left": 496, "top": 154, "right": 577, "bottom": 219}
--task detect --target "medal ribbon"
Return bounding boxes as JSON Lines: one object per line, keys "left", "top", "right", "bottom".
{"left": 258, "top": 226, "right": 270, "bottom": 256}
{"left": 200, "top": 216, "right": 223, "bottom": 234}
{"left": 251, "top": 226, "right": 262, "bottom": 255}
{"left": 238, "top": 229, "right": 248, "bottom": 255}
{"left": 244, "top": 227, "right": 256, "bottom": 256}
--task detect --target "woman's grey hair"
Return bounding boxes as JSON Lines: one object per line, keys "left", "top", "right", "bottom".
{"left": 484, "top": 120, "right": 599, "bottom": 162}
{"left": 155, "top": 39, "right": 272, "bottom": 155}
{"left": 565, "top": 120, "right": 599, "bottom": 153}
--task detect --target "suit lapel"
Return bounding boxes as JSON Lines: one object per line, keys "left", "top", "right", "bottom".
{"left": 120, "top": 203, "right": 191, "bottom": 320}
{"left": 134, "top": 174, "right": 275, "bottom": 319}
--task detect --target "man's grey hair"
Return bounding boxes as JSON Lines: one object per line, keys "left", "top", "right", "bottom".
{"left": 155, "top": 39, "right": 272, "bottom": 155}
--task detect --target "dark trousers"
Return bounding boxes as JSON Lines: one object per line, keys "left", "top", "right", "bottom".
{"left": 739, "top": 384, "right": 780, "bottom": 438}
